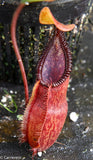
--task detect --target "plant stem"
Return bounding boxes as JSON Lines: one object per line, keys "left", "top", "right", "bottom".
{"left": 11, "top": 3, "right": 29, "bottom": 105}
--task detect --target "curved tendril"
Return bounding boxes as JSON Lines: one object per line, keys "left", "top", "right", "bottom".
{"left": 11, "top": 3, "right": 29, "bottom": 105}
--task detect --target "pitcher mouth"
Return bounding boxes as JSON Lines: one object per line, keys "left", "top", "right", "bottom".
{"left": 37, "top": 28, "right": 72, "bottom": 87}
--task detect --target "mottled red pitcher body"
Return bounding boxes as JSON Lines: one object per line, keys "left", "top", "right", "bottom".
{"left": 21, "top": 28, "right": 72, "bottom": 155}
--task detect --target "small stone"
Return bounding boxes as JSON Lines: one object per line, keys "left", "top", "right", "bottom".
{"left": 90, "top": 148, "right": 93, "bottom": 152}
{"left": 15, "top": 91, "right": 17, "bottom": 94}
{"left": 87, "top": 113, "right": 90, "bottom": 117}
{"left": 13, "top": 135, "right": 17, "bottom": 138}
{"left": 71, "top": 87, "right": 75, "bottom": 91}
{"left": 1, "top": 96, "right": 7, "bottom": 103}
{"left": 10, "top": 90, "right": 13, "bottom": 94}
{"left": 76, "top": 101, "right": 80, "bottom": 105}
{"left": 25, "top": 2, "right": 29, "bottom": 5}
{"left": 81, "top": 60, "right": 86, "bottom": 64}
{"left": 21, "top": 99, "right": 25, "bottom": 105}
{"left": 38, "top": 152, "right": 42, "bottom": 157}
{"left": 8, "top": 95, "right": 12, "bottom": 99}
{"left": 69, "top": 112, "right": 79, "bottom": 122}
{"left": 82, "top": 126, "right": 90, "bottom": 134}
{"left": 74, "top": 66, "right": 78, "bottom": 71}
{"left": 80, "top": 49, "right": 84, "bottom": 52}
{"left": 84, "top": 84, "right": 87, "bottom": 88}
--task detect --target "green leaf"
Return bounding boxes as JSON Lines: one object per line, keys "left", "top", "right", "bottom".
{"left": 21, "top": 0, "right": 54, "bottom": 3}
{"left": 0, "top": 90, "right": 18, "bottom": 113}
{"left": 21, "top": 0, "right": 44, "bottom": 3}
{"left": 0, "top": 102, "right": 17, "bottom": 113}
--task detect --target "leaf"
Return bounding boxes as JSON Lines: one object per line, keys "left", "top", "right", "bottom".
{"left": 21, "top": 0, "right": 55, "bottom": 3}
{"left": 0, "top": 90, "right": 18, "bottom": 113}
{"left": 39, "top": 7, "right": 75, "bottom": 32}
{"left": 0, "top": 102, "right": 17, "bottom": 113}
